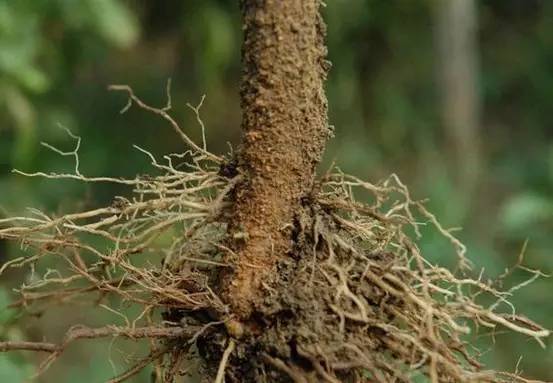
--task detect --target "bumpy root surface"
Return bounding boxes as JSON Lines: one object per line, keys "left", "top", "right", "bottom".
{"left": 0, "top": 86, "right": 549, "bottom": 382}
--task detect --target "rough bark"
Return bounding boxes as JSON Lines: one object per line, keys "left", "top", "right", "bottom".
{"left": 221, "top": 0, "right": 330, "bottom": 318}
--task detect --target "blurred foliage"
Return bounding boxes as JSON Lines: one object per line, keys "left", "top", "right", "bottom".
{"left": 0, "top": 287, "right": 33, "bottom": 382}
{"left": 0, "top": 0, "right": 138, "bottom": 169}
{"left": 0, "top": 0, "right": 551, "bottom": 381}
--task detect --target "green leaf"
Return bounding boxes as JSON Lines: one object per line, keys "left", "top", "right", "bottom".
{"left": 500, "top": 193, "right": 553, "bottom": 232}
{"left": 14, "top": 65, "right": 49, "bottom": 93}
{"left": 88, "top": 0, "right": 139, "bottom": 48}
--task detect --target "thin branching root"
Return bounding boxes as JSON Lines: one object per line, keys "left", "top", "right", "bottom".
{"left": 0, "top": 84, "right": 549, "bottom": 382}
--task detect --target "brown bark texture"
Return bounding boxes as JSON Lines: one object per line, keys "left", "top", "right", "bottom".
{"left": 221, "top": 0, "right": 330, "bottom": 318}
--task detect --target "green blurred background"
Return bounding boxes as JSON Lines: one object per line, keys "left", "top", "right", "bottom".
{"left": 0, "top": 0, "right": 551, "bottom": 381}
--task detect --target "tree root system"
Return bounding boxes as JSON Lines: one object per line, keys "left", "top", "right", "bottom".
{"left": 0, "top": 85, "right": 549, "bottom": 382}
